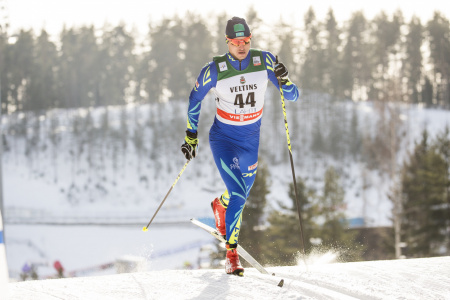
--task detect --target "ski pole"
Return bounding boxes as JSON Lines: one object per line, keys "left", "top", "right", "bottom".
{"left": 276, "top": 58, "right": 306, "bottom": 254}
{"left": 142, "top": 160, "right": 190, "bottom": 232}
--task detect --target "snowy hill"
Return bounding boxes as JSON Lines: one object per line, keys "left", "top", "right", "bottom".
{"left": 3, "top": 93, "right": 450, "bottom": 280}
{"left": 9, "top": 256, "right": 450, "bottom": 299}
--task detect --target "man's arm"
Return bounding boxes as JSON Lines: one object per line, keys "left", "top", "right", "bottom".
{"left": 182, "top": 61, "right": 217, "bottom": 160}
{"left": 263, "top": 51, "right": 299, "bottom": 102}
{"left": 186, "top": 61, "right": 217, "bottom": 133}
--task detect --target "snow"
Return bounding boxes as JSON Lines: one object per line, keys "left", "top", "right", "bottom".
{"left": 4, "top": 223, "right": 213, "bottom": 278}
{"left": 2, "top": 98, "right": 450, "bottom": 299}
{"left": 8, "top": 256, "right": 450, "bottom": 299}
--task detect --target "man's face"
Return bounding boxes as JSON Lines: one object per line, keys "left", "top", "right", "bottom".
{"left": 227, "top": 36, "right": 251, "bottom": 61}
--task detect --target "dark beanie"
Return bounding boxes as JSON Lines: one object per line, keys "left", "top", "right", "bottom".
{"left": 225, "top": 17, "right": 251, "bottom": 38}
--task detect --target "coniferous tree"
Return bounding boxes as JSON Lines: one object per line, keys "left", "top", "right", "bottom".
{"left": 27, "top": 30, "right": 60, "bottom": 110}
{"left": 370, "top": 11, "right": 403, "bottom": 101}
{"left": 323, "top": 8, "right": 342, "bottom": 98}
{"left": 342, "top": 11, "right": 371, "bottom": 100}
{"left": 263, "top": 177, "right": 317, "bottom": 265}
{"left": 422, "top": 76, "right": 434, "bottom": 106}
{"left": 49, "top": 113, "right": 60, "bottom": 183}
{"left": 245, "top": 6, "right": 263, "bottom": 50}
{"left": 167, "top": 17, "right": 190, "bottom": 101}
{"left": 276, "top": 20, "right": 297, "bottom": 81}
{"left": 0, "top": 27, "right": 7, "bottom": 113}
{"left": 144, "top": 17, "right": 185, "bottom": 102}
{"left": 314, "top": 167, "right": 362, "bottom": 262}
{"left": 433, "top": 126, "right": 450, "bottom": 255}
{"left": 427, "top": 12, "right": 450, "bottom": 107}
{"left": 327, "top": 106, "right": 346, "bottom": 159}
{"left": 349, "top": 106, "right": 361, "bottom": 158}
{"left": 403, "top": 16, "right": 423, "bottom": 104}
{"left": 97, "top": 24, "right": 135, "bottom": 106}
{"left": 311, "top": 115, "right": 325, "bottom": 155}
{"left": 239, "top": 160, "right": 270, "bottom": 263}
{"left": 59, "top": 26, "right": 100, "bottom": 108}
{"left": 401, "top": 130, "right": 449, "bottom": 257}
{"left": 8, "top": 29, "right": 34, "bottom": 111}
{"left": 214, "top": 13, "right": 229, "bottom": 55}
{"left": 183, "top": 13, "right": 212, "bottom": 94}
{"left": 301, "top": 7, "right": 324, "bottom": 92}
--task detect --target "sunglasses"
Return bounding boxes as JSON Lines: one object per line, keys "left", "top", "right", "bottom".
{"left": 226, "top": 34, "right": 252, "bottom": 47}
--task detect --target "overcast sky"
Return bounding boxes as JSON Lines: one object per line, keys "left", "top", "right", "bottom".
{"left": 3, "top": 0, "right": 449, "bottom": 37}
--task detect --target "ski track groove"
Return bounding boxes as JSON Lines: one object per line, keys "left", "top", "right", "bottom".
{"left": 131, "top": 273, "right": 149, "bottom": 300}
{"left": 263, "top": 270, "right": 377, "bottom": 300}
{"left": 17, "top": 286, "right": 66, "bottom": 300}
{"left": 196, "top": 277, "right": 230, "bottom": 299}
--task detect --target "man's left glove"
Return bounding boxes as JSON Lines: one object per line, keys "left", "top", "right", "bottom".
{"left": 274, "top": 56, "right": 290, "bottom": 85}
{"left": 181, "top": 130, "right": 198, "bottom": 160}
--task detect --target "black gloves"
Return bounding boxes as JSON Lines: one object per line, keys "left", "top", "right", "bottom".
{"left": 274, "top": 62, "right": 289, "bottom": 79}
{"left": 181, "top": 130, "right": 198, "bottom": 160}
{"left": 274, "top": 56, "right": 290, "bottom": 85}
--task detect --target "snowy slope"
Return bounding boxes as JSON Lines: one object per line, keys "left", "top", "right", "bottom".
{"left": 9, "top": 256, "right": 450, "bottom": 300}
{"left": 3, "top": 97, "right": 450, "bottom": 288}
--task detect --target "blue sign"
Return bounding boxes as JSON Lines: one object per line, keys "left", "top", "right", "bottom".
{"left": 0, "top": 230, "right": 3, "bottom": 244}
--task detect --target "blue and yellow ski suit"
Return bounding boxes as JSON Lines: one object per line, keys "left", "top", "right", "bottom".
{"left": 186, "top": 49, "right": 299, "bottom": 245}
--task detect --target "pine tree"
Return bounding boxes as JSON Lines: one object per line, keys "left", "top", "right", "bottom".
{"left": 341, "top": 11, "right": 371, "bottom": 100}
{"left": 426, "top": 12, "right": 450, "bottom": 107}
{"left": 59, "top": 26, "right": 100, "bottom": 108}
{"left": 323, "top": 8, "right": 342, "bottom": 98}
{"left": 403, "top": 16, "right": 423, "bottom": 104}
{"left": 275, "top": 20, "right": 297, "bottom": 82}
{"left": 245, "top": 6, "right": 263, "bottom": 50}
{"left": 214, "top": 13, "right": 229, "bottom": 55}
{"left": 301, "top": 7, "right": 324, "bottom": 92}
{"left": 239, "top": 159, "right": 270, "bottom": 263}
{"left": 401, "top": 130, "right": 449, "bottom": 257}
{"left": 8, "top": 29, "right": 34, "bottom": 111}
{"left": 370, "top": 11, "right": 403, "bottom": 101}
{"left": 0, "top": 26, "right": 7, "bottom": 113}
{"left": 349, "top": 105, "right": 361, "bottom": 158}
{"left": 311, "top": 115, "right": 325, "bottom": 155}
{"left": 422, "top": 76, "right": 434, "bottom": 107}
{"left": 263, "top": 177, "right": 317, "bottom": 266}
{"left": 183, "top": 13, "right": 212, "bottom": 79}
{"left": 434, "top": 126, "right": 450, "bottom": 255}
{"left": 27, "top": 29, "right": 60, "bottom": 110}
{"left": 97, "top": 25, "right": 135, "bottom": 106}
{"left": 144, "top": 17, "right": 186, "bottom": 102}
{"left": 315, "top": 167, "right": 362, "bottom": 261}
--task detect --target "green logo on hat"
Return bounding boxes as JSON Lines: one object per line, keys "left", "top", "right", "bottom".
{"left": 234, "top": 24, "right": 245, "bottom": 33}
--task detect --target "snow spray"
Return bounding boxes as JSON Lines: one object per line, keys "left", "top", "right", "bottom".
{"left": 0, "top": 211, "right": 9, "bottom": 299}
{"left": 137, "top": 243, "right": 154, "bottom": 269}
{"left": 295, "top": 247, "right": 341, "bottom": 271}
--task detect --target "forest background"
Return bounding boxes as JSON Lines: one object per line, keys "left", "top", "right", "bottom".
{"left": 1, "top": 6, "right": 449, "bottom": 268}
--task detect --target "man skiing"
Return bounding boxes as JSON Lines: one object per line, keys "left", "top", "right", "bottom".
{"left": 181, "top": 17, "right": 299, "bottom": 276}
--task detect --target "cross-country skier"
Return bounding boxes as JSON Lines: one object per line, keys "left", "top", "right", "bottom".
{"left": 181, "top": 16, "right": 299, "bottom": 276}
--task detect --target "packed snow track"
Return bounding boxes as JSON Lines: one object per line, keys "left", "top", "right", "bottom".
{"left": 9, "top": 256, "right": 450, "bottom": 299}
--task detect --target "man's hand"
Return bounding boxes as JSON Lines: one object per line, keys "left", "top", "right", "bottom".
{"left": 274, "top": 56, "right": 290, "bottom": 85}
{"left": 181, "top": 130, "right": 198, "bottom": 160}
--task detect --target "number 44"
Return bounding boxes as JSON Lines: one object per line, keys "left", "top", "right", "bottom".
{"left": 234, "top": 92, "right": 256, "bottom": 108}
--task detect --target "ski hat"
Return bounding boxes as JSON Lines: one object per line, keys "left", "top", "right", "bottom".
{"left": 225, "top": 17, "right": 251, "bottom": 38}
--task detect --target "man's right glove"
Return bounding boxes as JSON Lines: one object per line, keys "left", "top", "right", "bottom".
{"left": 181, "top": 130, "right": 198, "bottom": 160}
{"left": 274, "top": 56, "right": 290, "bottom": 85}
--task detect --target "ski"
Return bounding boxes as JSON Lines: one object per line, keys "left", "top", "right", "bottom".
{"left": 190, "top": 218, "right": 284, "bottom": 287}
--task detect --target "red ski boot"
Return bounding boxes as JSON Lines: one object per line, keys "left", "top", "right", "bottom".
{"left": 225, "top": 243, "right": 244, "bottom": 276}
{"left": 211, "top": 197, "right": 226, "bottom": 237}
